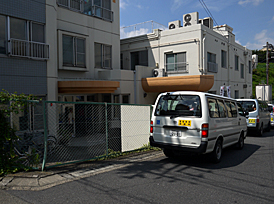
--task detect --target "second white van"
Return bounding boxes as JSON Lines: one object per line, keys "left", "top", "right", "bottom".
{"left": 150, "top": 91, "right": 248, "bottom": 163}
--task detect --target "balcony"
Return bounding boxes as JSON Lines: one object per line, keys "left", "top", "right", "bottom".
{"left": 9, "top": 39, "right": 49, "bottom": 60}
{"left": 57, "top": 0, "right": 83, "bottom": 12}
{"left": 207, "top": 62, "right": 218, "bottom": 73}
{"left": 57, "top": 0, "right": 113, "bottom": 22}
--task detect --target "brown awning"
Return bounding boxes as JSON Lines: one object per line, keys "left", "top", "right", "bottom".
{"left": 58, "top": 81, "right": 120, "bottom": 94}
{"left": 141, "top": 75, "right": 214, "bottom": 93}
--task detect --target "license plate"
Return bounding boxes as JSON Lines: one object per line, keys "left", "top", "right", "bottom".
{"left": 249, "top": 119, "right": 255, "bottom": 123}
{"left": 170, "top": 130, "right": 182, "bottom": 137}
{"left": 178, "top": 120, "right": 191, "bottom": 126}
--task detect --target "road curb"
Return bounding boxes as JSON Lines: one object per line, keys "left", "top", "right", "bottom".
{"left": 0, "top": 151, "right": 163, "bottom": 191}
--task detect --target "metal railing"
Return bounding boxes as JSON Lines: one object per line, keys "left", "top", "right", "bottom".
{"left": 165, "top": 62, "right": 188, "bottom": 73}
{"left": 207, "top": 62, "right": 218, "bottom": 73}
{"left": 9, "top": 39, "right": 49, "bottom": 60}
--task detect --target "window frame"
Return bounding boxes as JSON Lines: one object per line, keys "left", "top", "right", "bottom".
{"left": 95, "top": 42, "right": 112, "bottom": 69}
{"left": 221, "top": 50, "right": 227, "bottom": 68}
{"left": 235, "top": 55, "right": 239, "bottom": 71}
{"left": 240, "top": 63, "right": 244, "bottom": 79}
{"left": 58, "top": 30, "right": 88, "bottom": 71}
{"left": 165, "top": 52, "right": 187, "bottom": 73}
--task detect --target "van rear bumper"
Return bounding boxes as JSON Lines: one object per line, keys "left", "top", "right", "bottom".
{"left": 149, "top": 136, "right": 207, "bottom": 154}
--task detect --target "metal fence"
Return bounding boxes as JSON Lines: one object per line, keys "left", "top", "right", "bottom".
{"left": 5, "top": 101, "right": 151, "bottom": 170}
{"left": 43, "top": 101, "right": 151, "bottom": 170}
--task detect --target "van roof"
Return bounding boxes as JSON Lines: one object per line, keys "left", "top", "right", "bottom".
{"left": 161, "top": 91, "right": 236, "bottom": 100}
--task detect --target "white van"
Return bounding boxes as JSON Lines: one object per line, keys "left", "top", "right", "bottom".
{"left": 237, "top": 99, "right": 271, "bottom": 136}
{"left": 150, "top": 91, "right": 248, "bottom": 163}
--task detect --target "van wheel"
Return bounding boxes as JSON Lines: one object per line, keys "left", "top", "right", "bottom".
{"left": 236, "top": 134, "right": 244, "bottom": 150}
{"left": 211, "top": 140, "right": 222, "bottom": 163}
{"left": 163, "top": 149, "right": 175, "bottom": 158}
{"left": 258, "top": 124, "right": 263, "bottom": 136}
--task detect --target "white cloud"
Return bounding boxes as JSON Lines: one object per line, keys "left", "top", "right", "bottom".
{"left": 245, "top": 30, "right": 274, "bottom": 50}
{"left": 120, "top": 0, "right": 128, "bottom": 10}
{"left": 120, "top": 27, "right": 149, "bottom": 39}
{"left": 238, "top": 0, "right": 264, "bottom": 6}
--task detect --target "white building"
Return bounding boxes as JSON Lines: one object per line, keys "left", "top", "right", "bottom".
{"left": 121, "top": 12, "right": 254, "bottom": 102}
{"left": 46, "top": 0, "right": 125, "bottom": 103}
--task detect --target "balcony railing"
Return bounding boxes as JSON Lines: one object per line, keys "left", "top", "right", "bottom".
{"left": 207, "top": 62, "right": 218, "bottom": 73}
{"left": 57, "top": 0, "right": 84, "bottom": 12}
{"left": 9, "top": 39, "right": 49, "bottom": 60}
{"left": 165, "top": 62, "right": 188, "bottom": 73}
{"left": 92, "top": 5, "right": 113, "bottom": 22}
{"left": 57, "top": 0, "right": 113, "bottom": 22}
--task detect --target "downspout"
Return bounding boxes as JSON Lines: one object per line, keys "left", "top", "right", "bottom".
{"left": 201, "top": 31, "right": 207, "bottom": 75}
{"left": 134, "top": 70, "right": 137, "bottom": 104}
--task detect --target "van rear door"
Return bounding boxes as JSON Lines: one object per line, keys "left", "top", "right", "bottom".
{"left": 152, "top": 94, "right": 202, "bottom": 147}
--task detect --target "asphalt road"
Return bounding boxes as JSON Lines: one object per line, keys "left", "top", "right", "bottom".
{"left": 2, "top": 130, "right": 274, "bottom": 204}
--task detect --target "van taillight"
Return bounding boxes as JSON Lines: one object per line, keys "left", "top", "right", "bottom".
{"left": 256, "top": 115, "right": 259, "bottom": 123}
{"left": 150, "top": 121, "right": 153, "bottom": 133}
{"left": 202, "top": 123, "right": 209, "bottom": 138}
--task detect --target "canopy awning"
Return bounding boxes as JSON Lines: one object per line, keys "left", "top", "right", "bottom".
{"left": 141, "top": 75, "right": 214, "bottom": 93}
{"left": 58, "top": 81, "right": 120, "bottom": 94}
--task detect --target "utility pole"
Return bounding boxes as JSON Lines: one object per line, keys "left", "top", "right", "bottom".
{"left": 266, "top": 42, "right": 269, "bottom": 85}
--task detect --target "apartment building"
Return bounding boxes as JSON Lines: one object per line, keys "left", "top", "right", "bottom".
{"left": 46, "top": 0, "right": 124, "bottom": 103}
{"left": 121, "top": 12, "right": 254, "bottom": 102}
{"left": 0, "top": 0, "right": 48, "bottom": 97}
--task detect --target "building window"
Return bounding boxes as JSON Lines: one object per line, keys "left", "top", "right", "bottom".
{"left": 122, "top": 95, "right": 129, "bottom": 104}
{"left": 221, "top": 50, "right": 227, "bottom": 68}
{"left": 235, "top": 55, "right": 239, "bottom": 71}
{"left": 207, "top": 52, "right": 218, "bottom": 73}
{"left": 63, "top": 35, "right": 86, "bottom": 67}
{"left": 0, "top": 15, "right": 48, "bottom": 59}
{"left": 95, "top": 43, "right": 112, "bottom": 69}
{"left": 84, "top": 0, "right": 113, "bottom": 21}
{"left": 249, "top": 60, "right": 252, "bottom": 74}
{"left": 240, "top": 63, "right": 244, "bottom": 79}
{"left": 165, "top": 52, "right": 187, "bottom": 73}
{"left": 235, "top": 90, "right": 239, "bottom": 99}
{"left": 130, "top": 50, "right": 148, "bottom": 70}
{"left": 120, "top": 53, "right": 123, "bottom": 69}
{"left": 0, "top": 15, "right": 6, "bottom": 54}
{"left": 57, "top": 0, "right": 83, "bottom": 12}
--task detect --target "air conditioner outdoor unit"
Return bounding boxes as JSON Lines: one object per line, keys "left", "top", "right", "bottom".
{"left": 168, "top": 20, "right": 181, "bottom": 29}
{"left": 203, "top": 17, "right": 213, "bottom": 29}
{"left": 183, "top": 12, "right": 199, "bottom": 27}
{"left": 152, "top": 69, "right": 164, "bottom": 77}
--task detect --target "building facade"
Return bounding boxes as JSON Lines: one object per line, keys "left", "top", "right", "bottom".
{"left": 121, "top": 12, "right": 254, "bottom": 101}
{"left": 0, "top": 0, "right": 48, "bottom": 96}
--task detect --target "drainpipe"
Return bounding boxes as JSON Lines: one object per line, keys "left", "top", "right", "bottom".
{"left": 134, "top": 70, "right": 137, "bottom": 104}
{"left": 201, "top": 31, "right": 207, "bottom": 75}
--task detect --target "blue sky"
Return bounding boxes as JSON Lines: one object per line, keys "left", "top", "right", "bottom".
{"left": 120, "top": 0, "right": 274, "bottom": 50}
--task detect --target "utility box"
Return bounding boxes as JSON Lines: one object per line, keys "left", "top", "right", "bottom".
{"left": 256, "top": 85, "right": 272, "bottom": 102}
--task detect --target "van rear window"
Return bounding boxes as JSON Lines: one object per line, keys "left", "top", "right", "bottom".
{"left": 237, "top": 101, "right": 256, "bottom": 112}
{"left": 155, "top": 94, "right": 201, "bottom": 117}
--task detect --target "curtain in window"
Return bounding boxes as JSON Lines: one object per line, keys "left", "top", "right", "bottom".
{"left": 177, "top": 52, "right": 186, "bottom": 71}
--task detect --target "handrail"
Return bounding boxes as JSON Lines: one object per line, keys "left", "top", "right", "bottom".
{"left": 9, "top": 38, "right": 49, "bottom": 60}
